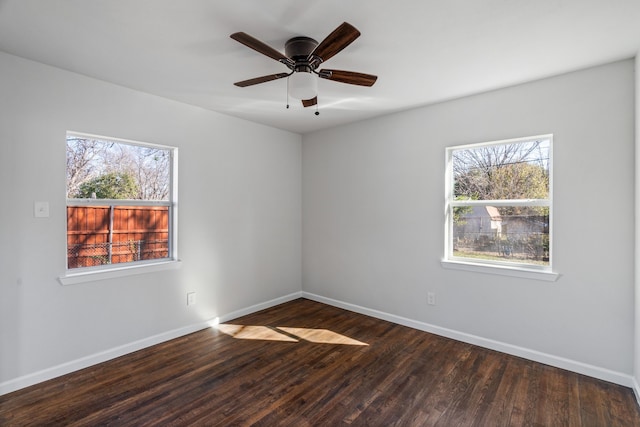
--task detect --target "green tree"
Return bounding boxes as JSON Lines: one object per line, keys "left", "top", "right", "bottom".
{"left": 489, "top": 162, "right": 548, "bottom": 200}
{"left": 74, "top": 171, "right": 139, "bottom": 199}
{"left": 491, "top": 162, "right": 548, "bottom": 217}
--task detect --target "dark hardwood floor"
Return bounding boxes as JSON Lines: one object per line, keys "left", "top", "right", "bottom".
{"left": 1, "top": 298, "right": 639, "bottom": 426}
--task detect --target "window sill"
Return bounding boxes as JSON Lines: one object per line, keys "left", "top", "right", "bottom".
{"left": 58, "top": 260, "right": 182, "bottom": 286}
{"left": 441, "top": 259, "right": 559, "bottom": 282}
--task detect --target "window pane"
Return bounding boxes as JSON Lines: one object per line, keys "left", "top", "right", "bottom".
{"left": 67, "top": 136, "right": 170, "bottom": 201}
{"left": 452, "top": 139, "right": 550, "bottom": 200}
{"left": 66, "top": 133, "right": 174, "bottom": 270}
{"left": 66, "top": 205, "right": 169, "bottom": 268}
{"left": 452, "top": 205, "right": 549, "bottom": 266}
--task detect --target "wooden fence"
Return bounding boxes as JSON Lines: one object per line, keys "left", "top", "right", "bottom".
{"left": 67, "top": 205, "right": 169, "bottom": 268}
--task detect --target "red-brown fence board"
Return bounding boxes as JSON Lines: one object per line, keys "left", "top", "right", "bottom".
{"left": 67, "top": 206, "right": 169, "bottom": 268}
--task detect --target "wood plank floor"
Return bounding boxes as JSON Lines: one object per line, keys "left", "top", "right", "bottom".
{"left": 1, "top": 298, "right": 639, "bottom": 426}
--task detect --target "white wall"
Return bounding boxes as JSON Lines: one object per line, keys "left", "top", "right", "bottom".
{"left": 1, "top": 49, "right": 635, "bottom": 395}
{"left": 0, "top": 52, "right": 302, "bottom": 389}
{"left": 303, "top": 60, "right": 635, "bottom": 378}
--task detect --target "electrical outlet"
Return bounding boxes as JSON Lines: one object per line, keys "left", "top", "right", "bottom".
{"left": 427, "top": 292, "right": 436, "bottom": 306}
{"left": 187, "top": 292, "right": 196, "bottom": 306}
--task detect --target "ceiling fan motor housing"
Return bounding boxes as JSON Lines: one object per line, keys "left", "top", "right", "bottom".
{"left": 285, "top": 36, "right": 318, "bottom": 64}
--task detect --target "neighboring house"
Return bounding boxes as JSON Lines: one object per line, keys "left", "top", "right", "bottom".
{"left": 455, "top": 206, "right": 502, "bottom": 239}
{"left": 455, "top": 206, "right": 549, "bottom": 260}
{"left": 455, "top": 206, "right": 548, "bottom": 239}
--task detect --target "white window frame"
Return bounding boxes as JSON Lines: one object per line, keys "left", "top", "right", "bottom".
{"left": 59, "top": 132, "right": 180, "bottom": 285}
{"left": 441, "top": 134, "right": 558, "bottom": 282}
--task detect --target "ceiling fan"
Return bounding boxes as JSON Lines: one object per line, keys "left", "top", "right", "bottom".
{"left": 230, "top": 22, "right": 377, "bottom": 110}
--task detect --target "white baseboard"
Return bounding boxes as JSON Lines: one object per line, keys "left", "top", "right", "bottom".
{"left": 218, "top": 291, "right": 302, "bottom": 323}
{"left": 633, "top": 377, "right": 640, "bottom": 406}
{"left": 2, "top": 290, "right": 634, "bottom": 397}
{"left": 0, "top": 322, "right": 210, "bottom": 397}
{"left": 0, "top": 291, "right": 302, "bottom": 397}
{"left": 302, "top": 292, "right": 636, "bottom": 389}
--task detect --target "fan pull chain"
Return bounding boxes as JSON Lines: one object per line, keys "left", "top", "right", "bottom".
{"left": 286, "top": 77, "right": 290, "bottom": 109}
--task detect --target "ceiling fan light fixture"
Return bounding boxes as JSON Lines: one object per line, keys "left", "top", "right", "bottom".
{"left": 288, "top": 71, "right": 317, "bottom": 100}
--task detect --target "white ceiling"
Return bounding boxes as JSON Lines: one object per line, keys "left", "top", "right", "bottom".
{"left": 1, "top": 0, "right": 639, "bottom": 134}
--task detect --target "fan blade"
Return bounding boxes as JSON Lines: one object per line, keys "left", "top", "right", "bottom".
{"left": 301, "top": 97, "right": 317, "bottom": 107}
{"left": 234, "top": 73, "right": 289, "bottom": 87}
{"left": 231, "top": 32, "right": 292, "bottom": 66}
{"left": 309, "top": 22, "right": 360, "bottom": 64}
{"left": 319, "top": 69, "right": 377, "bottom": 86}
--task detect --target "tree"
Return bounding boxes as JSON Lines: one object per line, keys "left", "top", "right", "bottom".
{"left": 456, "top": 161, "right": 548, "bottom": 199}
{"left": 66, "top": 137, "right": 110, "bottom": 198}
{"left": 131, "top": 147, "right": 170, "bottom": 200}
{"left": 453, "top": 140, "right": 548, "bottom": 200}
{"left": 75, "top": 171, "right": 140, "bottom": 199}
{"left": 453, "top": 140, "right": 549, "bottom": 216}
{"left": 67, "top": 136, "right": 170, "bottom": 200}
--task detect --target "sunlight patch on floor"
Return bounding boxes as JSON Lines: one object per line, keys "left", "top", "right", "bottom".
{"left": 278, "top": 327, "right": 368, "bottom": 346}
{"left": 217, "top": 324, "right": 298, "bottom": 342}
{"left": 216, "top": 324, "right": 368, "bottom": 346}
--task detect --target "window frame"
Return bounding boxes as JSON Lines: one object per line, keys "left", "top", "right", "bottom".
{"left": 60, "top": 132, "right": 179, "bottom": 285}
{"left": 442, "top": 134, "right": 558, "bottom": 281}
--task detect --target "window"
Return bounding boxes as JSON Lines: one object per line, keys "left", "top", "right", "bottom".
{"left": 66, "top": 132, "right": 177, "bottom": 272}
{"left": 444, "top": 135, "right": 552, "bottom": 275}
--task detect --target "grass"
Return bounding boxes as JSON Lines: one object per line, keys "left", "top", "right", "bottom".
{"left": 453, "top": 250, "right": 549, "bottom": 266}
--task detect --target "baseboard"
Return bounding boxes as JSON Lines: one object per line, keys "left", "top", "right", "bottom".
{"left": 633, "top": 377, "right": 640, "bottom": 406}
{"left": 3, "top": 290, "right": 633, "bottom": 397}
{"left": 217, "top": 291, "right": 302, "bottom": 323}
{"left": 302, "top": 292, "right": 636, "bottom": 388}
{"left": 0, "top": 291, "right": 302, "bottom": 397}
{"left": 0, "top": 322, "right": 210, "bottom": 397}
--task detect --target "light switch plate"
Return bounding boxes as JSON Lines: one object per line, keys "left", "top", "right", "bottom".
{"left": 187, "top": 292, "right": 196, "bottom": 306}
{"left": 34, "top": 201, "right": 50, "bottom": 218}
